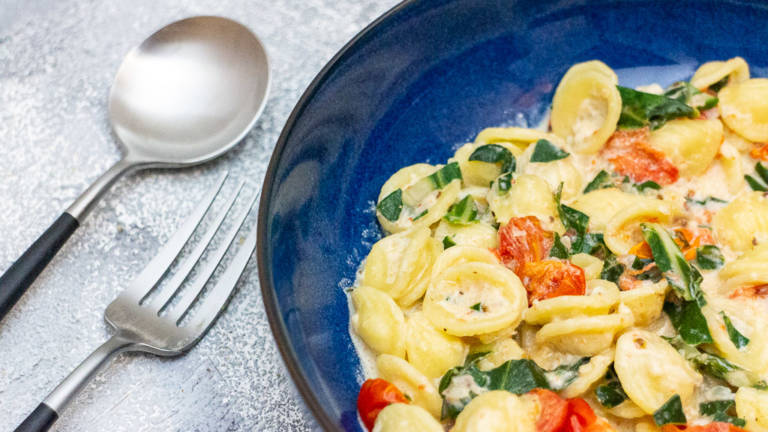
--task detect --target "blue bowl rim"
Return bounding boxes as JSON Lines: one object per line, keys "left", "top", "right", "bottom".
{"left": 256, "top": 1, "right": 416, "bottom": 430}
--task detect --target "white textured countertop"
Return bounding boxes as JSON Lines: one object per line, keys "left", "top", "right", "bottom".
{"left": 0, "top": 0, "right": 397, "bottom": 430}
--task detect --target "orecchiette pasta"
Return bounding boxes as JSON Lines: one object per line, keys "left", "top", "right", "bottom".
{"left": 648, "top": 118, "right": 723, "bottom": 176}
{"left": 434, "top": 220, "right": 498, "bottom": 250}
{"left": 451, "top": 391, "right": 537, "bottom": 432}
{"left": 614, "top": 329, "right": 702, "bottom": 414}
{"left": 534, "top": 303, "right": 633, "bottom": 356}
{"left": 488, "top": 174, "right": 563, "bottom": 232}
{"left": 524, "top": 279, "right": 620, "bottom": 326}
{"left": 351, "top": 286, "right": 406, "bottom": 357}
{"left": 350, "top": 58, "right": 768, "bottom": 431}
{"left": 690, "top": 57, "right": 749, "bottom": 90}
{"left": 405, "top": 311, "right": 467, "bottom": 378}
{"left": 735, "top": 387, "right": 768, "bottom": 432}
{"left": 423, "top": 262, "right": 527, "bottom": 337}
{"left": 604, "top": 198, "right": 680, "bottom": 255}
{"left": 376, "top": 354, "right": 443, "bottom": 418}
{"left": 551, "top": 61, "right": 622, "bottom": 154}
{"left": 372, "top": 403, "right": 444, "bottom": 432}
{"left": 719, "top": 78, "right": 768, "bottom": 142}
{"left": 713, "top": 191, "right": 768, "bottom": 252}
{"left": 362, "top": 226, "right": 440, "bottom": 306}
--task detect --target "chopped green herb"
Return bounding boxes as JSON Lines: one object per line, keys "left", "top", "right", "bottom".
{"left": 583, "top": 170, "right": 614, "bottom": 193}
{"left": 653, "top": 394, "right": 687, "bottom": 426}
{"left": 746, "top": 162, "right": 768, "bottom": 191}
{"left": 600, "top": 254, "right": 625, "bottom": 284}
{"left": 685, "top": 196, "right": 728, "bottom": 206}
{"left": 641, "top": 223, "right": 707, "bottom": 307}
{"left": 550, "top": 233, "right": 569, "bottom": 259}
{"left": 595, "top": 366, "right": 628, "bottom": 408}
{"left": 496, "top": 172, "right": 513, "bottom": 195}
{"left": 696, "top": 245, "right": 724, "bottom": 270}
{"left": 709, "top": 75, "right": 730, "bottom": 93}
{"left": 470, "top": 302, "right": 482, "bottom": 312}
{"left": 636, "top": 265, "right": 664, "bottom": 282}
{"left": 444, "top": 196, "right": 478, "bottom": 225}
{"left": 745, "top": 174, "right": 768, "bottom": 191}
{"left": 530, "top": 139, "right": 570, "bottom": 163}
{"left": 634, "top": 180, "right": 662, "bottom": 192}
{"left": 617, "top": 86, "right": 696, "bottom": 130}
{"left": 412, "top": 209, "right": 428, "bottom": 221}
{"left": 544, "top": 357, "right": 590, "bottom": 391}
{"left": 664, "top": 301, "right": 713, "bottom": 345}
{"left": 632, "top": 256, "right": 653, "bottom": 270}
{"left": 700, "top": 400, "right": 747, "bottom": 427}
{"left": 721, "top": 312, "right": 750, "bottom": 349}
{"left": 469, "top": 144, "right": 516, "bottom": 173}
{"left": 442, "top": 236, "right": 456, "bottom": 249}
{"left": 698, "top": 96, "right": 719, "bottom": 111}
{"left": 377, "top": 189, "right": 403, "bottom": 221}
{"left": 663, "top": 81, "right": 699, "bottom": 104}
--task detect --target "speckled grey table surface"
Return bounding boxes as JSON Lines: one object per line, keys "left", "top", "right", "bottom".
{"left": 0, "top": 0, "right": 398, "bottom": 430}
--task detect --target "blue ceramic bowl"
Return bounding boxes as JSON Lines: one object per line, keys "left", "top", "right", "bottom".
{"left": 257, "top": 0, "right": 768, "bottom": 429}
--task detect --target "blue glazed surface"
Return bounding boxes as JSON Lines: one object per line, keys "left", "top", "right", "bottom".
{"left": 258, "top": 0, "right": 768, "bottom": 430}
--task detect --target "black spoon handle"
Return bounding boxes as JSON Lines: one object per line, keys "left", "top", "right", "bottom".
{"left": 0, "top": 213, "right": 79, "bottom": 320}
{"left": 14, "top": 403, "right": 58, "bottom": 432}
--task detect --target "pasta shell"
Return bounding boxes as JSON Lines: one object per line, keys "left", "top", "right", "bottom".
{"left": 452, "top": 391, "right": 538, "bottom": 432}
{"left": 351, "top": 286, "right": 406, "bottom": 357}
{"left": 405, "top": 311, "right": 468, "bottom": 378}
{"left": 614, "top": 329, "right": 702, "bottom": 414}
{"left": 551, "top": 61, "right": 622, "bottom": 154}
{"left": 561, "top": 348, "right": 614, "bottom": 398}
{"left": 434, "top": 220, "right": 499, "bottom": 250}
{"left": 735, "top": 387, "right": 768, "bottom": 432}
{"left": 690, "top": 57, "right": 749, "bottom": 91}
{"left": 570, "top": 188, "right": 640, "bottom": 233}
{"left": 713, "top": 191, "right": 768, "bottom": 253}
{"left": 423, "top": 262, "right": 527, "bottom": 337}
{"left": 570, "top": 253, "right": 604, "bottom": 280}
{"left": 604, "top": 198, "right": 680, "bottom": 255}
{"left": 362, "top": 226, "right": 441, "bottom": 307}
{"left": 430, "top": 245, "right": 499, "bottom": 280}
{"left": 376, "top": 354, "right": 443, "bottom": 418}
{"left": 648, "top": 118, "right": 723, "bottom": 176}
{"left": 703, "top": 301, "right": 768, "bottom": 376}
{"left": 377, "top": 163, "right": 436, "bottom": 233}
{"left": 454, "top": 141, "right": 523, "bottom": 187}
{"left": 720, "top": 78, "right": 768, "bottom": 142}
{"left": 372, "top": 403, "right": 443, "bottom": 432}
{"left": 476, "top": 338, "right": 526, "bottom": 371}
{"left": 518, "top": 145, "right": 584, "bottom": 200}
{"left": 535, "top": 303, "right": 633, "bottom": 356}
{"left": 618, "top": 280, "right": 667, "bottom": 326}
{"left": 524, "top": 279, "right": 620, "bottom": 325}
{"left": 488, "top": 174, "right": 563, "bottom": 233}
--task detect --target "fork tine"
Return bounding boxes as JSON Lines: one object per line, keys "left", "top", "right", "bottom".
{"left": 185, "top": 218, "right": 257, "bottom": 335}
{"left": 145, "top": 181, "right": 245, "bottom": 309}
{"left": 166, "top": 190, "right": 259, "bottom": 322}
{"left": 122, "top": 172, "right": 228, "bottom": 302}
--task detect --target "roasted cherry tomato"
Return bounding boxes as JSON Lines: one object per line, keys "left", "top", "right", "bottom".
{"left": 603, "top": 128, "right": 679, "bottom": 185}
{"left": 357, "top": 378, "right": 408, "bottom": 430}
{"left": 498, "top": 216, "right": 553, "bottom": 275}
{"left": 730, "top": 284, "right": 768, "bottom": 299}
{"left": 522, "top": 260, "right": 586, "bottom": 304}
{"left": 530, "top": 389, "right": 569, "bottom": 432}
{"left": 750, "top": 143, "right": 768, "bottom": 161}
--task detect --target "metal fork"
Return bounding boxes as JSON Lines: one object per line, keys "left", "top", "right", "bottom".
{"left": 15, "top": 173, "right": 259, "bottom": 432}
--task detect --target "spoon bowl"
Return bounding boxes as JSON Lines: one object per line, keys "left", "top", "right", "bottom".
{"left": 0, "top": 16, "right": 270, "bottom": 323}
{"left": 109, "top": 16, "right": 270, "bottom": 165}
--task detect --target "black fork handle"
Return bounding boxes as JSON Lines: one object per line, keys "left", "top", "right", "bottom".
{"left": 0, "top": 213, "right": 79, "bottom": 320}
{"left": 15, "top": 403, "right": 58, "bottom": 432}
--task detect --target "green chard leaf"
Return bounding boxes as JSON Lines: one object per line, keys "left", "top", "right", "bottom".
{"left": 444, "top": 196, "right": 478, "bottom": 225}
{"left": 698, "top": 97, "right": 719, "bottom": 111}
{"left": 666, "top": 335, "right": 756, "bottom": 388}
{"left": 550, "top": 233, "right": 570, "bottom": 259}
{"left": 377, "top": 189, "right": 403, "bottom": 221}
{"left": 496, "top": 172, "right": 513, "bottom": 195}
{"left": 653, "top": 394, "right": 687, "bottom": 426}
{"left": 664, "top": 301, "right": 713, "bottom": 345}
{"left": 438, "top": 355, "right": 588, "bottom": 419}
{"left": 721, "top": 312, "right": 750, "bottom": 349}
{"left": 745, "top": 162, "right": 768, "bottom": 191}
{"left": 595, "top": 366, "right": 628, "bottom": 408}
{"left": 600, "top": 254, "right": 625, "bottom": 284}
{"left": 633, "top": 180, "right": 662, "bottom": 192}
{"left": 696, "top": 245, "right": 724, "bottom": 270}
{"left": 700, "top": 400, "right": 747, "bottom": 427}
{"left": 617, "top": 86, "right": 696, "bottom": 130}
{"left": 442, "top": 236, "right": 457, "bottom": 249}
{"left": 663, "top": 81, "right": 700, "bottom": 104}
{"left": 530, "top": 139, "right": 570, "bottom": 162}
{"left": 469, "top": 144, "right": 516, "bottom": 173}
{"left": 641, "top": 223, "right": 707, "bottom": 307}
{"left": 430, "top": 162, "right": 463, "bottom": 188}
{"left": 584, "top": 170, "right": 614, "bottom": 193}
{"left": 709, "top": 75, "right": 730, "bottom": 93}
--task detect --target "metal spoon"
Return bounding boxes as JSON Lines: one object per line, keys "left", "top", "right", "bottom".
{"left": 0, "top": 16, "right": 270, "bottom": 322}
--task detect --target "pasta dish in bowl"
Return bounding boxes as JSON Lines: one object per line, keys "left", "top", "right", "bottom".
{"left": 348, "top": 58, "right": 768, "bottom": 432}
